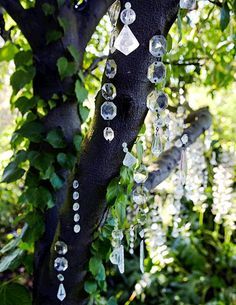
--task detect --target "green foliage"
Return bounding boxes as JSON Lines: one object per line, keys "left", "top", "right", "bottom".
{"left": 0, "top": 283, "right": 31, "bottom": 305}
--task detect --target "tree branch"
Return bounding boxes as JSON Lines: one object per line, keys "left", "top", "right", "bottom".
{"left": 144, "top": 107, "right": 212, "bottom": 191}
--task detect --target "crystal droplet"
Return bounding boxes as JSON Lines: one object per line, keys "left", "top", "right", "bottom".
{"left": 180, "top": 149, "right": 188, "bottom": 185}
{"left": 105, "top": 59, "right": 117, "bottom": 79}
{"left": 54, "top": 241, "right": 68, "bottom": 255}
{"left": 57, "top": 283, "right": 66, "bottom": 301}
{"left": 151, "top": 135, "right": 163, "bottom": 157}
{"left": 104, "top": 127, "right": 114, "bottom": 142}
{"left": 114, "top": 25, "right": 139, "bottom": 56}
{"left": 101, "top": 101, "right": 117, "bottom": 120}
{"left": 54, "top": 257, "right": 68, "bottom": 272}
{"left": 147, "top": 62, "right": 166, "bottom": 84}
{"left": 133, "top": 167, "right": 147, "bottom": 184}
{"left": 117, "top": 245, "right": 125, "bottom": 274}
{"left": 123, "top": 151, "right": 137, "bottom": 168}
{"left": 108, "top": 0, "right": 121, "bottom": 26}
{"left": 140, "top": 240, "right": 144, "bottom": 274}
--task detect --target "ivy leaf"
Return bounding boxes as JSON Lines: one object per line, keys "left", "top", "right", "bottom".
{"left": 50, "top": 173, "right": 64, "bottom": 190}
{"left": 84, "top": 281, "right": 97, "bottom": 294}
{"left": 14, "top": 50, "right": 32, "bottom": 68}
{"left": 220, "top": 3, "right": 230, "bottom": 31}
{"left": 0, "top": 283, "right": 32, "bottom": 305}
{"left": 23, "top": 211, "right": 45, "bottom": 243}
{"left": 57, "top": 57, "right": 76, "bottom": 79}
{"left": 46, "top": 128, "right": 66, "bottom": 148}
{"left": 73, "top": 134, "right": 83, "bottom": 151}
{"left": 16, "top": 121, "right": 44, "bottom": 143}
{"left": 22, "top": 186, "right": 54, "bottom": 209}
{"left": 2, "top": 162, "right": 25, "bottom": 183}
{"left": 15, "top": 96, "right": 38, "bottom": 115}
{"left": 68, "top": 45, "right": 80, "bottom": 63}
{"left": 57, "top": 153, "right": 76, "bottom": 170}
{"left": 0, "top": 248, "right": 24, "bottom": 272}
{"left": 10, "top": 67, "right": 35, "bottom": 93}
{"left": 115, "top": 194, "right": 127, "bottom": 224}
{"left": 75, "top": 80, "right": 88, "bottom": 104}
{"left": 58, "top": 17, "right": 69, "bottom": 32}
{"left": 89, "top": 257, "right": 106, "bottom": 281}
{"left": 0, "top": 42, "right": 18, "bottom": 62}
{"left": 79, "top": 105, "right": 90, "bottom": 122}
{"left": 106, "top": 178, "right": 120, "bottom": 205}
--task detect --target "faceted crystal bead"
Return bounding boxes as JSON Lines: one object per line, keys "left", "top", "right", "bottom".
{"left": 147, "top": 91, "right": 168, "bottom": 112}
{"left": 110, "top": 29, "right": 119, "bottom": 54}
{"left": 181, "top": 134, "right": 188, "bottom": 145}
{"left": 133, "top": 166, "right": 147, "bottom": 184}
{"left": 152, "top": 135, "right": 163, "bottom": 157}
{"left": 104, "top": 127, "right": 114, "bottom": 142}
{"left": 74, "top": 224, "right": 81, "bottom": 233}
{"left": 73, "top": 191, "right": 79, "bottom": 200}
{"left": 140, "top": 239, "right": 144, "bottom": 274}
{"left": 123, "top": 152, "right": 137, "bottom": 168}
{"left": 54, "top": 241, "right": 68, "bottom": 255}
{"left": 101, "top": 101, "right": 117, "bottom": 120}
{"left": 102, "top": 83, "right": 116, "bottom": 100}
{"left": 112, "top": 229, "right": 123, "bottom": 240}
{"left": 114, "top": 25, "right": 139, "bottom": 56}
{"left": 74, "top": 213, "right": 80, "bottom": 222}
{"left": 157, "top": 92, "right": 168, "bottom": 111}
{"left": 105, "top": 59, "right": 117, "bottom": 79}
{"left": 147, "top": 62, "right": 166, "bottom": 84}
{"left": 73, "top": 202, "right": 80, "bottom": 211}
{"left": 180, "top": 0, "right": 196, "bottom": 9}
{"left": 57, "top": 274, "right": 64, "bottom": 282}
{"left": 132, "top": 189, "right": 146, "bottom": 205}
{"left": 54, "top": 257, "right": 68, "bottom": 272}
{"left": 120, "top": 3, "right": 136, "bottom": 25}
{"left": 149, "top": 35, "right": 167, "bottom": 57}
{"left": 73, "top": 180, "right": 79, "bottom": 189}
{"left": 57, "top": 283, "right": 66, "bottom": 301}
{"left": 108, "top": 0, "right": 121, "bottom": 26}
{"left": 110, "top": 247, "right": 120, "bottom": 265}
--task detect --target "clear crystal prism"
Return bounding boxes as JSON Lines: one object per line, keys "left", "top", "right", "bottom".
{"left": 73, "top": 180, "right": 79, "bottom": 189}
{"left": 152, "top": 135, "right": 163, "bottom": 157}
{"left": 123, "top": 151, "right": 137, "bottom": 168}
{"left": 105, "top": 59, "right": 117, "bottom": 79}
{"left": 147, "top": 62, "right": 166, "bottom": 84}
{"left": 140, "top": 240, "right": 144, "bottom": 274}
{"left": 54, "top": 241, "right": 68, "bottom": 255}
{"left": 114, "top": 25, "right": 139, "bottom": 56}
{"left": 180, "top": 149, "right": 188, "bottom": 185}
{"left": 102, "top": 83, "right": 117, "bottom": 100}
{"left": 57, "top": 283, "right": 66, "bottom": 301}
{"left": 101, "top": 101, "right": 117, "bottom": 120}
{"left": 118, "top": 245, "right": 125, "bottom": 274}
{"left": 120, "top": 5, "right": 136, "bottom": 25}
{"left": 149, "top": 35, "right": 167, "bottom": 57}
{"left": 54, "top": 257, "right": 68, "bottom": 272}
{"left": 110, "top": 29, "right": 119, "bottom": 54}
{"left": 108, "top": 0, "right": 121, "bottom": 26}
{"left": 104, "top": 127, "right": 114, "bottom": 142}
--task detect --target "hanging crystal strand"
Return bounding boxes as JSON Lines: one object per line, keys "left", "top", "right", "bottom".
{"left": 114, "top": 2, "right": 140, "bottom": 56}
{"left": 151, "top": 126, "right": 163, "bottom": 157}
{"left": 139, "top": 229, "right": 145, "bottom": 273}
{"left": 122, "top": 142, "right": 137, "bottom": 168}
{"left": 110, "top": 222, "right": 125, "bottom": 274}
{"left": 175, "top": 134, "right": 189, "bottom": 185}
{"left": 129, "top": 225, "right": 135, "bottom": 254}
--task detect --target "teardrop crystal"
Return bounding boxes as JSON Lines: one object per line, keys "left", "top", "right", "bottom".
{"left": 57, "top": 283, "right": 66, "bottom": 301}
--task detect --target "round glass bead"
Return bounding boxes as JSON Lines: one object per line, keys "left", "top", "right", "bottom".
{"left": 73, "top": 192, "right": 79, "bottom": 200}
{"left": 112, "top": 229, "right": 123, "bottom": 240}
{"left": 74, "top": 214, "right": 80, "bottom": 222}
{"left": 104, "top": 127, "right": 114, "bottom": 142}
{"left": 54, "top": 241, "right": 68, "bottom": 255}
{"left": 54, "top": 257, "right": 68, "bottom": 272}
{"left": 101, "top": 101, "right": 117, "bottom": 120}
{"left": 120, "top": 5, "right": 136, "bottom": 25}
{"left": 73, "top": 202, "right": 80, "bottom": 211}
{"left": 105, "top": 59, "right": 117, "bottom": 79}
{"left": 73, "top": 180, "right": 79, "bottom": 189}
{"left": 149, "top": 35, "right": 167, "bottom": 57}
{"left": 74, "top": 224, "right": 81, "bottom": 233}
{"left": 102, "top": 83, "right": 117, "bottom": 100}
{"left": 57, "top": 274, "right": 64, "bottom": 282}
{"left": 147, "top": 62, "right": 166, "bottom": 84}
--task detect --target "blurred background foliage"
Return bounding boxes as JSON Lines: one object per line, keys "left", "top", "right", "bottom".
{"left": 0, "top": 0, "right": 235, "bottom": 304}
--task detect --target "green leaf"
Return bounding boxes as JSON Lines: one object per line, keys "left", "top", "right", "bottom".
{"left": 79, "top": 104, "right": 90, "bottom": 122}
{"left": 46, "top": 128, "right": 66, "bottom": 148}
{"left": 28, "top": 151, "right": 54, "bottom": 177}
{"left": 68, "top": 45, "right": 80, "bottom": 63}
{"left": 22, "top": 186, "right": 54, "bottom": 209}
{"left": 10, "top": 67, "right": 35, "bottom": 93}
{"left": 177, "top": 10, "right": 183, "bottom": 42}
{"left": 106, "top": 178, "right": 120, "bottom": 204}
{"left": 89, "top": 257, "right": 106, "bottom": 281}
{"left": 57, "top": 57, "right": 68, "bottom": 79}
{"left": 115, "top": 194, "right": 127, "bottom": 224}
{"left": 0, "top": 283, "right": 32, "bottom": 305}
{"left": 50, "top": 173, "right": 64, "bottom": 190}
{"left": 57, "top": 153, "right": 76, "bottom": 170}
{"left": 14, "top": 50, "right": 32, "bottom": 67}
{"left": 2, "top": 162, "right": 25, "bottom": 183}
{"left": 73, "top": 134, "right": 83, "bottom": 151}
{"left": 220, "top": 3, "right": 230, "bottom": 31}
{"left": 15, "top": 96, "right": 38, "bottom": 115}
{"left": 75, "top": 80, "right": 88, "bottom": 104}
{"left": 0, "top": 248, "right": 24, "bottom": 272}
{"left": 46, "top": 30, "right": 62, "bottom": 44}
{"left": 58, "top": 17, "right": 69, "bottom": 32}
{"left": 23, "top": 211, "right": 45, "bottom": 243}
{"left": 108, "top": 297, "right": 118, "bottom": 305}
{"left": 17, "top": 121, "right": 44, "bottom": 143}
{"left": 0, "top": 42, "right": 18, "bottom": 62}
{"left": 84, "top": 281, "right": 97, "bottom": 294}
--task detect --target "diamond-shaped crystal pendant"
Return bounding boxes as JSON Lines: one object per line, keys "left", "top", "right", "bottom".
{"left": 104, "top": 127, "right": 114, "bottom": 142}
{"left": 123, "top": 152, "right": 137, "bottom": 168}
{"left": 57, "top": 283, "right": 66, "bottom": 301}
{"left": 114, "top": 25, "right": 139, "bottom": 56}
{"left": 105, "top": 59, "right": 117, "bottom": 79}
{"left": 54, "top": 241, "right": 68, "bottom": 255}
{"left": 149, "top": 35, "right": 167, "bottom": 57}
{"left": 102, "top": 83, "right": 116, "bottom": 100}
{"left": 148, "top": 62, "right": 166, "bottom": 84}
{"left": 54, "top": 257, "right": 68, "bottom": 272}
{"left": 101, "top": 102, "right": 117, "bottom": 120}
{"left": 180, "top": 0, "right": 196, "bottom": 9}
{"left": 108, "top": 0, "right": 121, "bottom": 26}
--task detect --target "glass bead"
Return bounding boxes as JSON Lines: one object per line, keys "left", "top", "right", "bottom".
{"left": 152, "top": 135, "right": 163, "bottom": 157}
{"left": 74, "top": 214, "right": 80, "bottom": 222}
{"left": 110, "top": 247, "right": 120, "bottom": 265}
{"left": 129, "top": 248, "right": 134, "bottom": 254}
{"left": 57, "top": 283, "right": 66, "bottom": 301}
{"left": 74, "top": 224, "right": 81, "bottom": 233}
{"left": 132, "top": 190, "right": 145, "bottom": 205}
{"left": 73, "top": 192, "right": 79, "bottom": 200}
{"left": 105, "top": 59, "right": 117, "bottom": 79}
{"left": 101, "top": 101, "right": 117, "bottom": 120}
{"left": 108, "top": 0, "right": 121, "bottom": 26}
{"left": 73, "top": 180, "right": 79, "bottom": 189}
{"left": 133, "top": 166, "right": 147, "bottom": 184}
{"left": 147, "top": 62, "right": 166, "bottom": 84}
{"left": 54, "top": 241, "right": 68, "bottom": 255}
{"left": 181, "top": 134, "right": 188, "bottom": 145}
{"left": 175, "top": 139, "right": 183, "bottom": 148}
{"left": 112, "top": 229, "right": 123, "bottom": 240}
{"left": 180, "top": 0, "right": 196, "bottom": 9}
{"left": 57, "top": 274, "right": 64, "bottom": 282}
{"left": 157, "top": 92, "right": 168, "bottom": 111}
{"left": 114, "top": 25, "right": 139, "bottom": 56}
{"left": 147, "top": 90, "right": 168, "bottom": 112}
{"left": 104, "top": 127, "right": 115, "bottom": 142}
{"left": 123, "top": 152, "right": 137, "bottom": 168}
{"left": 149, "top": 35, "right": 167, "bottom": 57}
{"left": 54, "top": 257, "right": 68, "bottom": 272}
{"left": 102, "top": 83, "right": 116, "bottom": 100}
{"left": 110, "top": 29, "right": 119, "bottom": 54}
{"left": 120, "top": 4, "right": 136, "bottom": 25}
{"left": 73, "top": 202, "right": 80, "bottom": 211}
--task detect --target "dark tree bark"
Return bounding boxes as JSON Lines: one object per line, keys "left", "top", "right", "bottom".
{"left": 1, "top": 1, "right": 213, "bottom": 305}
